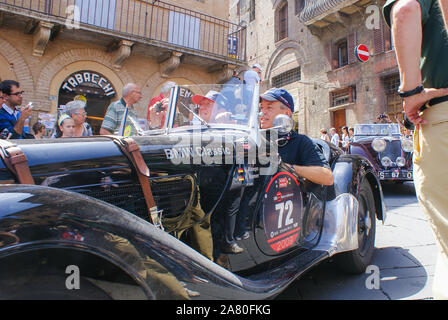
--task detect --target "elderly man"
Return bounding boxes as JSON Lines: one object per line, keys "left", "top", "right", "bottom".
{"left": 383, "top": 0, "right": 448, "bottom": 299}
{"left": 259, "top": 88, "right": 333, "bottom": 186}
{"left": 0, "top": 80, "right": 34, "bottom": 139}
{"left": 329, "top": 127, "right": 340, "bottom": 147}
{"left": 191, "top": 91, "right": 228, "bottom": 124}
{"left": 100, "top": 83, "right": 142, "bottom": 136}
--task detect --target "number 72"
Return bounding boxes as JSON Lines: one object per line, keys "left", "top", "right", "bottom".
{"left": 275, "top": 200, "right": 294, "bottom": 229}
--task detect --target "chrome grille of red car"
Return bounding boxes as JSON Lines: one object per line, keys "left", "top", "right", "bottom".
{"left": 379, "top": 140, "right": 403, "bottom": 168}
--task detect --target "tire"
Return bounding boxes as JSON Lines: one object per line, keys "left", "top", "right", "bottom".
{"left": 335, "top": 177, "right": 376, "bottom": 274}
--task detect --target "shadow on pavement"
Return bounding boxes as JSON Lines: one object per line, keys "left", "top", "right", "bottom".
{"left": 381, "top": 181, "right": 416, "bottom": 197}
{"left": 276, "top": 246, "right": 430, "bottom": 300}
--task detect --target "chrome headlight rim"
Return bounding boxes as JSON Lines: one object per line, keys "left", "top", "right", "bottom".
{"left": 396, "top": 156, "right": 406, "bottom": 167}
{"left": 372, "top": 138, "right": 387, "bottom": 153}
{"left": 401, "top": 138, "right": 413, "bottom": 153}
{"left": 381, "top": 156, "right": 393, "bottom": 167}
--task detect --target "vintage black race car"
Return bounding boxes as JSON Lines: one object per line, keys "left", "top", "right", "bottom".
{"left": 0, "top": 84, "right": 386, "bottom": 300}
{"left": 348, "top": 123, "right": 414, "bottom": 182}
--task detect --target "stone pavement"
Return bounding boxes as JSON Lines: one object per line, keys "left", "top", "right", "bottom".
{"left": 277, "top": 182, "right": 439, "bottom": 300}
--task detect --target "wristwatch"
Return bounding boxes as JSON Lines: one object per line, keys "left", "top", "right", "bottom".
{"left": 397, "top": 85, "right": 424, "bottom": 98}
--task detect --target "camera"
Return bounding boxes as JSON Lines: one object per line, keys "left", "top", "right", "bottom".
{"left": 154, "top": 101, "right": 166, "bottom": 113}
{"left": 1, "top": 128, "right": 10, "bottom": 140}
{"left": 403, "top": 114, "right": 415, "bottom": 130}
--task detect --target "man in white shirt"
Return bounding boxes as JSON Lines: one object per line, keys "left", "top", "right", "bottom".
{"left": 243, "top": 64, "right": 262, "bottom": 86}
{"left": 330, "top": 127, "right": 340, "bottom": 146}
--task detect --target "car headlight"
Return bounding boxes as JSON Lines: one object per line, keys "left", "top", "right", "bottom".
{"left": 381, "top": 156, "right": 393, "bottom": 167}
{"left": 372, "top": 138, "right": 387, "bottom": 152}
{"left": 402, "top": 138, "right": 413, "bottom": 153}
{"left": 396, "top": 157, "right": 406, "bottom": 167}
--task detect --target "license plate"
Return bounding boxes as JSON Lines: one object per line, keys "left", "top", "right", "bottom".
{"left": 379, "top": 170, "right": 413, "bottom": 180}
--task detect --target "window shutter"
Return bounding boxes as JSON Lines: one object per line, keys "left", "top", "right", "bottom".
{"left": 275, "top": 8, "right": 279, "bottom": 42}
{"left": 331, "top": 41, "right": 339, "bottom": 69}
{"left": 373, "top": 21, "right": 384, "bottom": 54}
{"left": 383, "top": 20, "right": 392, "bottom": 51}
{"left": 347, "top": 32, "right": 357, "bottom": 64}
{"left": 249, "top": 0, "right": 255, "bottom": 22}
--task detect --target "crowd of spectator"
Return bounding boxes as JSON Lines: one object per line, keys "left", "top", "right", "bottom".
{"left": 319, "top": 112, "right": 414, "bottom": 151}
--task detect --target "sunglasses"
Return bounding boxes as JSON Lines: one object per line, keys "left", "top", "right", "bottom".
{"left": 9, "top": 91, "right": 25, "bottom": 96}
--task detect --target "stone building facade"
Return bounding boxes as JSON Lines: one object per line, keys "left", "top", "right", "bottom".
{"left": 231, "top": 0, "right": 400, "bottom": 137}
{"left": 0, "top": 0, "right": 245, "bottom": 134}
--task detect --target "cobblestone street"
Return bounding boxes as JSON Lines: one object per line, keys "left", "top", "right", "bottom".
{"left": 277, "top": 182, "right": 438, "bottom": 300}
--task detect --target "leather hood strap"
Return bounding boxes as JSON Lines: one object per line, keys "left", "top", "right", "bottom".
{"left": 105, "top": 136, "right": 162, "bottom": 229}
{"left": 0, "top": 140, "right": 35, "bottom": 185}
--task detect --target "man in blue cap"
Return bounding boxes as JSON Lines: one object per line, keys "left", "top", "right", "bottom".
{"left": 259, "top": 88, "right": 333, "bottom": 186}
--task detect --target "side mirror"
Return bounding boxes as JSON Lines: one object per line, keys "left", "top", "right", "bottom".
{"left": 273, "top": 114, "right": 293, "bottom": 135}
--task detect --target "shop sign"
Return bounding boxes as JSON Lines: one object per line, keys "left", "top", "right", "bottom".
{"left": 61, "top": 71, "right": 116, "bottom": 97}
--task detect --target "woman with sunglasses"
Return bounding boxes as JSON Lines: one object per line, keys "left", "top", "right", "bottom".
{"left": 64, "top": 100, "right": 93, "bottom": 137}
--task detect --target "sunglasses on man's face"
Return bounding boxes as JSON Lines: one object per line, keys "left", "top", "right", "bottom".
{"left": 9, "top": 91, "right": 24, "bottom": 96}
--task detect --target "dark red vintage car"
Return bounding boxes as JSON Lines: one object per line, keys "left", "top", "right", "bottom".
{"left": 348, "top": 123, "right": 413, "bottom": 182}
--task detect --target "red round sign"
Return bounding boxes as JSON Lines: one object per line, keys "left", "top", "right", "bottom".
{"left": 355, "top": 44, "right": 370, "bottom": 62}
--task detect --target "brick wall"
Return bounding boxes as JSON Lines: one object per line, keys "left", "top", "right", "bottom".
{"left": 0, "top": 26, "right": 216, "bottom": 124}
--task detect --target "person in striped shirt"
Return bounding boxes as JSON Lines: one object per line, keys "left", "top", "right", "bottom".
{"left": 100, "top": 83, "right": 142, "bottom": 136}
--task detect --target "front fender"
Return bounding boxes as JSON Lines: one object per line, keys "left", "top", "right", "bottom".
{"left": 0, "top": 185, "right": 198, "bottom": 299}
{"left": 332, "top": 154, "right": 386, "bottom": 222}
{"left": 0, "top": 184, "right": 317, "bottom": 299}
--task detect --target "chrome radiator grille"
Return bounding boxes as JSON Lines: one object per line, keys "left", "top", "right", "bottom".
{"left": 76, "top": 175, "right": 194, "bottom": 222}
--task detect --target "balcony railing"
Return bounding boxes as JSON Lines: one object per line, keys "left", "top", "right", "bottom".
{"left": 299, "top": 0, "right": 361, "bottom": 25}
{"left": 0, "top": 0, "right": 246, "bottom": 62}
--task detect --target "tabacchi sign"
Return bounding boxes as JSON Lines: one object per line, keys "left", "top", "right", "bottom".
{"left": 61, "top": 71, "right": 116, "bottom": 97}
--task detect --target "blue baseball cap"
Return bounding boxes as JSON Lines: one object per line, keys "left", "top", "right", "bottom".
{"left": 260, "top": 88, "right": 294, "bottom": 112}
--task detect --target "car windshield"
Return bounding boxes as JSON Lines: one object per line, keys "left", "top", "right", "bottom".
{"left": 354, "top": 123, "right": 401, "bottom": 137}
{"left": 120, "top": 84, "right": 259, "bottom": 136}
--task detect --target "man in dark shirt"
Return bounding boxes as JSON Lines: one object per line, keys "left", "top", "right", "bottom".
{"left": 259, "top": 88, "right": 333, "bottom": 186}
